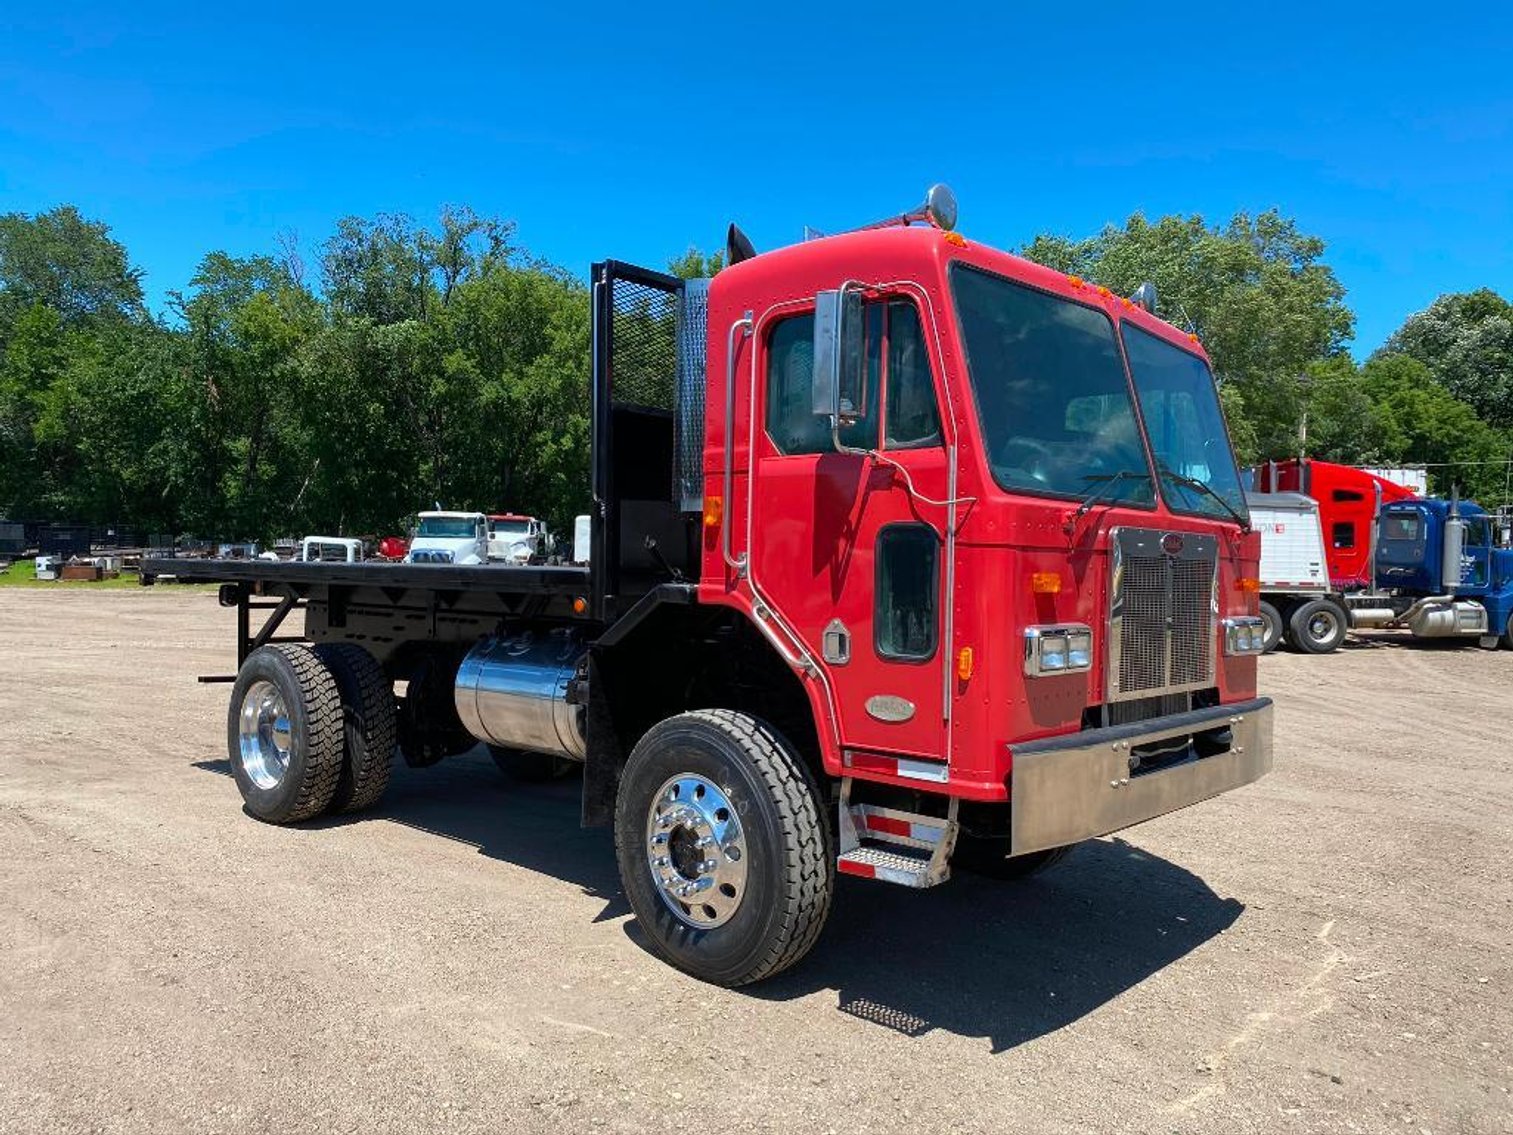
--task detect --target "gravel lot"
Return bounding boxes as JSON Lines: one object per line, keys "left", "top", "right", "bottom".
{"left": 2, "top": 589, "right": 1510, "bottom": 1134}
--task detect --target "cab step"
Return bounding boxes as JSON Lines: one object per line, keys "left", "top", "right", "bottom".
{"left": 836, "top": 777, "right": 959, "bottom": 889}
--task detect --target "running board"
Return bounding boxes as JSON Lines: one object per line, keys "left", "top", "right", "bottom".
{"left": 836, "top": 778, "right": 958, "bottom": 888}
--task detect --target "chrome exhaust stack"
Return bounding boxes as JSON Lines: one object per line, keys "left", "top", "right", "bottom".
{"left": 455, "top": 631, "right": 587, "bottom": 761}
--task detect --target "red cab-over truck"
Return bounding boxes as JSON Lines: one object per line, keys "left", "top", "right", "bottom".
{"left": 146, "top": 187, "right": 1274, "bottom": 986}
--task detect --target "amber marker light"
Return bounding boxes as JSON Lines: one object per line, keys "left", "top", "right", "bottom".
{"left": 703, "top": 496, "right": 723, "bottom": 528}
{"left": 943, "top": 231, "right": 967, "bottom": 247}
{"left": 1031, "top": 571, "right": 1062, "bottom": 594}
{"left": 956, "top": 646, "right": 974, "bottom": 681}
{"left": 572, "top": 596, "right": 587, "bottom": 614}
{"left": 1237, "top": 577, "right": 1261, "bottom": 594}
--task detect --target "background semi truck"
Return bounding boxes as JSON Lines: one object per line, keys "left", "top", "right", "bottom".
{"left": 146, "top": 187, "right": 1274, "bottom": 986}
{"left": 1253, "top": 459, "right": 1513, "bottom": 650}
{"left": 1245, "top": 491, "right": 1348, "bottom": 654}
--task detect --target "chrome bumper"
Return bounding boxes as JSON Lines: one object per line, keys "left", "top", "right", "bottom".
{"left": 1008, "top": 698, "right": 1273, "bottom": 855}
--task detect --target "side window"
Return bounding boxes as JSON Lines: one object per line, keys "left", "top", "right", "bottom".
{"left": 883, "top": 302, "right": 942, "bottom": 449}
{"left": 875, "top": 524, "right": 938, "bottom": 660}
{"left": 1332, "top": 521, "right": 1355, "bottom": 549}
{"left": 766, "top": 314, "right": 878, "bottom": 455}
{"left": 766, "top": 299, "right": 942, "bottom": 457}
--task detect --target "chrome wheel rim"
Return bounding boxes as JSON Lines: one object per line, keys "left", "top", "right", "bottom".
{"left": 645, "top": 773, "right": 748, "bottom": 929}
{"left": 1307, "top": 610, "right": 1340, "bottom": 643}
{"left": 238, "top": 680, "right": 292, "bottom": 790}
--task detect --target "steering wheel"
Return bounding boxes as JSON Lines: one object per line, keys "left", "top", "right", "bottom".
{"left": 996, "top": 437, "right": 1055, "bottom": 484}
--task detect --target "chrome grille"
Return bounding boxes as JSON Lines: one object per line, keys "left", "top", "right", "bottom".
{"left": 1108, "top": 528, "right": 1217, "bottom": 702}
{"left": 1169, "top": 559, "right": 1214, "bottom": 685}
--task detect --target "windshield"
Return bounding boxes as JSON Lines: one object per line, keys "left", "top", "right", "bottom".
{"left": 417, "top": 516, "right": 479, "bottom": 539}
{"left": 1121, "top": 324, "right": 1248, "bottom": 524}
{"left": 951, "top": 264, "right": 1155, "bottom": 506}
{"left": 491, "top": 520, "right": 530, "bottom": 538}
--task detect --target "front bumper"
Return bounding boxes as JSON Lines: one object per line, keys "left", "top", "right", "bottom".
{"left": 1008, "top": 698, "right": 1273, "bottom": 855}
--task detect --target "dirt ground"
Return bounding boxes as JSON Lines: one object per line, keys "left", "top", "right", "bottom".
{"left": 1, "top": 589, "right": 1509, "bottom": 1135}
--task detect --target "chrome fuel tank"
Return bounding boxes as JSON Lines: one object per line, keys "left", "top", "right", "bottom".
{"left": 454, "top": 632, "right": 586, "bottom": 760}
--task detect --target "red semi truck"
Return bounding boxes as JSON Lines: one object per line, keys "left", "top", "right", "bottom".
{"left": 146, "top": 187, "right": 1274, "bottom": 986}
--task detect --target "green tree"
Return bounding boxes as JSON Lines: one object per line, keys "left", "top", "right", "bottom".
{"left": 1359, "top": 354, "right": 1510, "bottom": 502}
{"left": 667, "top": 247, "right": 724, "bottom": 280}
{"left": 1378, "top": 289, "right": 1513, "bottom": 428}
{"left": 0, "top": 205, "right": 146, "bottom": 333}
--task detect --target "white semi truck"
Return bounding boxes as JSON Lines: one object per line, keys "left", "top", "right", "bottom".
{"left": 1246, "top": 491, "right": 1349, "bottom": 654}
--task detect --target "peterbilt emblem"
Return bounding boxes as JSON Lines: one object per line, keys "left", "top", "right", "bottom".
{"left": 1161, "top": 532, "right": 1185, "bottom": 556}
{"left": 865, "top": 695, "right": 916, "bottom": 723}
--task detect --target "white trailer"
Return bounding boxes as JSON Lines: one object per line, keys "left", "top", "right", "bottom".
{"left": 1247, "top": 491, "right": 1350, "bottom": 654}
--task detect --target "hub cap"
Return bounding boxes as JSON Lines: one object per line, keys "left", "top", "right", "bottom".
{"left": 645, "top": 774, "right": 748, "bottom": 929}
{"left": 238, "top": 680, "right": 292, "bottom": 790}
{"left": 1307, "top": 609, "right": 1340, "bottom": 642}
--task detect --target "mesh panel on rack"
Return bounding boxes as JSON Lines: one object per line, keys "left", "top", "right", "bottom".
{"left": 675, "top": 279, "right": 710, "bottom": 512}
{"left": 610, "top": 277, "right": 679, "bottom": 411}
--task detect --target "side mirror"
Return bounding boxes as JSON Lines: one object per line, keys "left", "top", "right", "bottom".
{"left": 811, "top": 288, "right": 866, "bottom": 427}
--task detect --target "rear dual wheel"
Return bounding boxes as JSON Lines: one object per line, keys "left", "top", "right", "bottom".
{"left": 1258, "top": 600, "right": 1285, "bottom": 654}
{"left": 1287, "top": 598, "right": 1348, "bottom": 655}
{"left": 228, "top": 643, "right": 395, "bottom": 823}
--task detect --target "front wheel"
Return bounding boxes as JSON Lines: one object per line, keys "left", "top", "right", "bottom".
{"left": 1288, "top": 598, "right": 1348, "bottom": 655}
{"left": 613, "top": 710, "right": 833, "bottom": 987}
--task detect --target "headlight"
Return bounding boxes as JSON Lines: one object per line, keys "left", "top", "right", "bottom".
{"left": 1024, "top": 624, "right": 1094, "bottom": 677}
{"left": 1223, "top": 616, "right": 1266, "bottom": 656}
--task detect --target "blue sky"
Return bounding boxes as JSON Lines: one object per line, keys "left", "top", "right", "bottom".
{"left": 2, "top": 4, "right": 1510, "bottom": 354}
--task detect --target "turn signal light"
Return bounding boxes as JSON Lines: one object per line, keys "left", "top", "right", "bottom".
{"left": 572, "top": 596, "right": 587, "bottom": 614}
{"left": 956, "top": 646, "right": 974, "bottom": 681}
{"left": 703, "top": 496, "right": 723, "bottom": 528}
{"left": 1237, "top": 577, "right": 1260, "bottom": 593}
{"left": 1031, "top": 571, "right": 1062, "bottom": 594}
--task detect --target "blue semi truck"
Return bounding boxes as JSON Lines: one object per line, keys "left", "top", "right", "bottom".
{"left": 1346, "top": 494, "right": 1513, "bottom": 648}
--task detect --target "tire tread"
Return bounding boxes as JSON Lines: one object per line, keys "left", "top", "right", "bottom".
{"left": 618, "top": 708, "right": 833, "bottom": 986}
{"left": 314, "top": 643, "right": 397, "bottom": 813}
{"left": 265, "top": 644, "right": 345, "bottom": 823}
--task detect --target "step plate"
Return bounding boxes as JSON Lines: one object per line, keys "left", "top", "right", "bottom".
{"left": 837, "top": 845, "right": 941, "bottom": 888}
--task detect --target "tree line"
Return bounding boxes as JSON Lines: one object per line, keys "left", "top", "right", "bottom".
{"left": 1, "top": 204, "right": 1509, "bottom": 542}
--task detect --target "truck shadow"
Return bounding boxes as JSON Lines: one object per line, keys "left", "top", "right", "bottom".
{"left": 194, "top": 748, "right": 629, "bottom": 921}
{"left": 748, "top": 838, "right": 1243, "bottom": 1052}
{"left": 194, "top": 752, "right": 1243, "bottom": 1052}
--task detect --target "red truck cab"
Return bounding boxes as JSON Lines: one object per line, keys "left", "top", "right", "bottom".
{"left": 1254, "top": 458, "right": 1418, "bottom": 589}
{"left": 697, "top": 221, "right": 1271, "bottom": 861}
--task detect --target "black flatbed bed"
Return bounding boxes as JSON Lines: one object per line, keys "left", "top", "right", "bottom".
{"left": 141, "top": 556, "right": 590, "bottom": 594}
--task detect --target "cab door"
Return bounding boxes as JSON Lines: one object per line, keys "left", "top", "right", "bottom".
{"left": 746, "top": 295, "right": 951, "bottom": 759}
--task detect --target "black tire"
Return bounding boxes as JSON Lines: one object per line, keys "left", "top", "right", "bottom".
{"left": 954, "top": 838, "right": 1075, "bottom": 880}
{"left": 1288, "top": 598, "right": 1348, "bottom": 655}
{"left": 314, "top": 643, "right": 397, "bottom": 814}
{"left": 227, "top": 644, "right": 344, "bottom": 824}
{"left": 613, "top": 710, "right": 833, "bottom": 987}
{"left": 1501, "top": 611, "right": 1513, "bottom": 651}
{"left": 488, "top": 745, "right": 579, "bottom": 782}
{"left": 1258, "top": 600, "right": 1285, "bottom": 654}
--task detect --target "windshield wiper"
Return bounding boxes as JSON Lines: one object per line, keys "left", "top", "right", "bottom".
{"left": 1157, "top": 464, "right": 1250, "bottom": 531}
{"left": 1067, "top": 469, "right": 1151, "bottom": 529}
